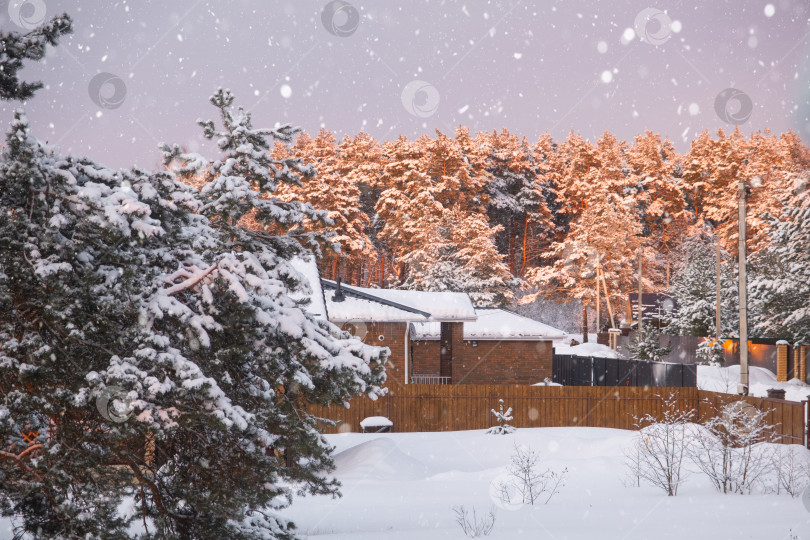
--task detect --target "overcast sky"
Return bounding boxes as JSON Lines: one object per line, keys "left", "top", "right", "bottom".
{"left": 1, "top": 0, "right": 808, "bottom": 170}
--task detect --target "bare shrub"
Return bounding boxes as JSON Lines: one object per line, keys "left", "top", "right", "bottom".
{"left": 495, "top": 444, "right": 567, "bottom": 505}
{"left": 687, "top": 400, "right": 776, "bottom": 494}
{"left": 771, "top": 444, "right": 810, "bottom": 497}
{"left": 452, "top": 505, "right": 495, "bottom": 537}
{"left": 624, "top": 393, "right": 694, "bottom": 496}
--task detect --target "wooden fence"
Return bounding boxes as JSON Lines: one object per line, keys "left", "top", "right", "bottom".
{"left": 308, "top": 385, "right": 806, "bottom": 446}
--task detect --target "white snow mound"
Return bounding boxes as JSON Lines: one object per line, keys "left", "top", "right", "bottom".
{"left": 333, "top": 437, "right": 429, "bottom": 480}
{"left": 698, "top": 364, "right": 810, "bottom": 402}
{"left": 555, "top": 341, "right": 620, "bottom": 358}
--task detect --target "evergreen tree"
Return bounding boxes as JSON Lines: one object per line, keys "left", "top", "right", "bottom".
{"left": 627, "top": 326, "right": 672, "bottom": 363}
{"left": 625, "top": 131, "right": 688, "bottom": 252}
{"left": 750, "top": 186, "right": 810, "bottom": 344}
{"left": 275, "top": 129, "right": 375, "bottom": 282}
{"left": 0, "top": 90, "right": 386, "bottom": 538}
{"left": 0, "top": 14, "right": 72, "bottom": 100}
{"left": 524, "top": 190, "right": 653, "bottom": 337}
{"left": 665, "top": 231, "right": 738, "bottom": 338}
{"left": 399, "top": 207, "right": 515, "bottom": 307}
{"left": 336, "top": 132, "right": 384, "bottom": 284}
{"left": 479, "top": 129, "right": 554, "bottom": 276}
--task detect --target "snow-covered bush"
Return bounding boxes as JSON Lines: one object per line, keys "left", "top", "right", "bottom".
{"left": 495, "top": 444, "right": 567, "bottom": 505}
{"left": 452, "top": 505, "right": 496, "bottom": 538}
{"left": 687, "top": 400, "right": 776, "bottom": 494}
{"left": 486, "top": 399, "right": 515, "bottom": 435}
{"left": 625, "top": 394, "right": 693, "bottom": 496}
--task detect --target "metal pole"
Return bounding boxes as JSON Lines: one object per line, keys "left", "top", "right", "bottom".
{"left": 737, "top": 181, "right": 749, "bottom": 396}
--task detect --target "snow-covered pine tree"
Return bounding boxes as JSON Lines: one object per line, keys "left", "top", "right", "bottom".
{"left": 375, "top": 135, "right": 437, "bottom": 282}
{"left": 0, "top": 89, "right": 386, "bottom": 538}
{"left": 665, "top": 231, "right": 738, "bottom": 338}
{"left": 0, "top": 13, "right": 72, "bottom": 100}
{"left": 627, "top": 326, "right": 672, "bottom": 363}
{"left": 749, "top": 183, "right": 810, "bottom": 344}
{"left": 479, "top": 129, "right": 554, "bottom": 277}
{"left": 336, "top": 132, "right": 384, "bottom": 284}
{"left": 625, "top": 131, "right": 687, "bottom": 252}
{"left": 554, "top": 132, "right": 600, "bottom": 226}
{"left": 524, "top": 190, "right": 654, "bottom": 337}
{"left": 680, "top": 128, "right": 789, "bottom": 253}
{"left": 274, "top": 129, "right": 375, "bottom": 282}
{"left": 486, "top": 399, "right": 516, "bottom": 435}
{"left": 399, "top": 206, "right": 515, "bottom": 308}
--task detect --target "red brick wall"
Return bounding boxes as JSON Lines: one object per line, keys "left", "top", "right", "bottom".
{"left": 342, "top": 320, "right": 555, "bottom": 386}
{"left": 411, "top": 336, "right": 554, "bottom": 385}
{"left": 340, "top": 321, "right": 408, "bottom": 388}
{"left": 411, "top": 340, "right": 441, "bottom": 375}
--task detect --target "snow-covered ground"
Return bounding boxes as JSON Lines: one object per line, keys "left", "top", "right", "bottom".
{"left": 281, "top": 428, "right": 810, "bottom": 539}
{"left": 698, "top": 364, "right": 810, "bottom": 403}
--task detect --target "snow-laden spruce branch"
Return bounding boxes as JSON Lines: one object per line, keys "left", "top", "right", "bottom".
{"left": 0, "top": 88, "right": 387, "bottom": 538}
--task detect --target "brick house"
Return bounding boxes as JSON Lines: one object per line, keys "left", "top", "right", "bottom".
{"left": 295, "top": 265, "right": 566, "bottom": 386}
{"left": 320, "top": 279, "right": 477, "bottom": 387}
{"left": 409, "top": 308, "right": 566, "bottom": 385}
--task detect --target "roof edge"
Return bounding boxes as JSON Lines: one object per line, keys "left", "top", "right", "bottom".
{"left": 322, "top": 279, "right": 432, "bottom": 319}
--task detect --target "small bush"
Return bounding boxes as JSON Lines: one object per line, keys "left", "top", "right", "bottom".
{"left": 452, "top": 505, "right": 495, "bottom": 538}
{"left": 624, "top": 393, "right": 694, "bottom": 496}
{"left": 687, "top": 400, "right": 776, "bottom": 494}
{"left": 485, "top": 399, "right": 516, "bottom": 435}
{"left": 495, "top": 444, "right": 567, "bottom": 505}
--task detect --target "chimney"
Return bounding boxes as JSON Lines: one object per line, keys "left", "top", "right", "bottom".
{"left": 333, "top": 278, "right": 345, "bottom": 302}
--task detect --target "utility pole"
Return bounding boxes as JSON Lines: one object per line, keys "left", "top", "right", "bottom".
{"left": 596, "top": 273, "right": 601, "bottom": 333}
{"left": 638, "top": 248, "right": 643, "bottom": 334}
{"left": 737, "top": 180, "right": 749, "bottom": 396}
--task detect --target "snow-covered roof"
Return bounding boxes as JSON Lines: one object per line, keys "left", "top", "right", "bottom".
{"left": 322, "top": 280, "right": 477, "bottom": 323}
{"left": 289, "top": 255, "right": 327, "bottom": 320}
{"left": 410, "top": 308, "right": 566, "bottom": 341}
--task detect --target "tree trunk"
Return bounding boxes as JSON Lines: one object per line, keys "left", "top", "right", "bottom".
{"left": 581, "top": 303, "right": 589, "bottom": 343}
{"left": 520, "top": 217, "right": 530, "bottom": 276}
